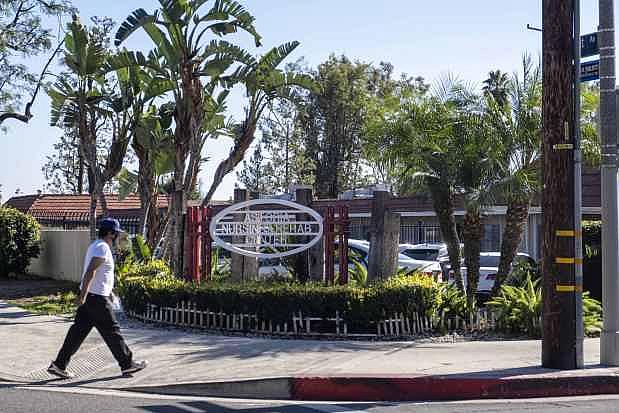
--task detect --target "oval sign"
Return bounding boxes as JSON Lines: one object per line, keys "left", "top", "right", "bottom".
{"left": 209, "top": 199, "right": 324, "bottom": 259}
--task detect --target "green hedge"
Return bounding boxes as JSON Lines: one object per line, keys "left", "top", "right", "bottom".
{"left": 117, "top": 274, "right": 442, "bottom": 329}
{"left": 0, "top": 207, "right": 40, "bottom": 276}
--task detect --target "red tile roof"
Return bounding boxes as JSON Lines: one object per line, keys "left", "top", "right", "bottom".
{"left": 4, "top": 194, "right": 170, "bottom": 219}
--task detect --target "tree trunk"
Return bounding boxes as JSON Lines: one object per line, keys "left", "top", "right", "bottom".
{"left": 98, "top": 190, "right": 109, "bottom": 217}
{"left": 89, "top": 190, "right": 98, "bottom": 240}
{"left": 77, "top": 150, "right": 84, "bottom": 194}
{"left": 137, "top": 151, "right": 159, "bottom": 249}
{"left": 463, "top": 207, "right": 482, "bottom": 311}
{"left": 202, "top": 119, "right": 258, "bottom": 206}
{"left": 493, "top": 199, "right": 529, "bottom": 294}
{"left": 167, "top": 151, "right": 187, "bottom": 277}
{"left": 429, "top": 185, "right": 464, "bottom": 291}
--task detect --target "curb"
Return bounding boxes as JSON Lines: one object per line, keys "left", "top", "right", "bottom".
{"left": 121, "top": 374, "right": 619, "bottom": 401}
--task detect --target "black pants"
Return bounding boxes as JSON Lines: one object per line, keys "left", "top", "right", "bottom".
{"left": 54, "top": 293, "right": 132, "bottom": 370}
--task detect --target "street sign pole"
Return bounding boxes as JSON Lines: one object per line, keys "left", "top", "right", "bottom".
{"left": 599, "top": 0, "right": 619, "bottom": 366}
{"left": 572, "top": 0, "right": 585, "bottom": 369}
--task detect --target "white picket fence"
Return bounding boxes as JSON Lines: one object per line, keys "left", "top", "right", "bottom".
{"left": 126, "top": 301, "right": 505, "bottom": 338}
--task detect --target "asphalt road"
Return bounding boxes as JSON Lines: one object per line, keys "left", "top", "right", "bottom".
{"left": 2, "top": 384, "right": 619, "bottom": 413}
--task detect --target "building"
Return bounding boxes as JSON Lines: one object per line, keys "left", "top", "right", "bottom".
{"left": 5, "top": 168, "right": 602, "bottom": 260}
{"left": 4, "top": 194, "right": 172, "bottom": 234}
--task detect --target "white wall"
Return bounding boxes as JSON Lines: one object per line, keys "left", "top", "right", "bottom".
{"left": 29, "top": 230, "right": 90, "bottom": 283}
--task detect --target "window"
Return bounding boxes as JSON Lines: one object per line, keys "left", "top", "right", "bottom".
{"left": 402, "top": 248, "right": 439, "bottom": 261}
{"left": 481, "top": 224, "right": 501, "bottom": 252}
{"left": 479, "top": 255, "right": 500, "bottom": 267}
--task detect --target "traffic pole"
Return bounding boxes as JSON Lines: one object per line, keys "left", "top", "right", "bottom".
{"left": 600, "top": 0, "right": 619, "bottom": 366}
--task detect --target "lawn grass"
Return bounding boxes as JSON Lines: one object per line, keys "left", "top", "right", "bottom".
{"left": 8, "top": 290, "right": 78, "bottom": 316}
{"left": 4, "top": 278, "right": 80, "bottom": 316}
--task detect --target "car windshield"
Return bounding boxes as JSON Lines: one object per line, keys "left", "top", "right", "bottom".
{"left": 479, "top": 255, "right": 501, "bottom": 267}
{"left": 402, "top": 248, "right": 439, "bottom": 261}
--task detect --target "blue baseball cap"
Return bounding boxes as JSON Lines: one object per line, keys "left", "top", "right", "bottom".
{"left": 99, "top": 218, "right": 125, "bottom": 233}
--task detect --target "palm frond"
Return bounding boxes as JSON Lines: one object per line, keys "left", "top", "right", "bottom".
{"left": 115, "top": 9, "right": 158, "bottom": 46}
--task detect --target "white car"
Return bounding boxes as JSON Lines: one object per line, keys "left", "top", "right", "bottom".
{"left": 399, "top": 243, "right": 448, "bottom": 261}
{"left": 446, "top": 252, "right": 536, "bottom": 293}
{"left": 399, "top": 243, "right": 450, "bottom": 281}
{"left": 346, "top": 239, "right": 431, "bottom": 272}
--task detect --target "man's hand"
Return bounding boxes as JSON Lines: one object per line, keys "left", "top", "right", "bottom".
{"left": 75, "top": 292, "right": 87, "bottom": 307}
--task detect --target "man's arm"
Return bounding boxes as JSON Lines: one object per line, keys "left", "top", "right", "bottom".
{"left": 77, "top": 257, "right": 105, "bottom": 306}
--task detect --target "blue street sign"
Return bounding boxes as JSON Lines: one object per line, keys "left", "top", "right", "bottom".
{"left": 581, "top": 33, "right": 599, "bottom": 58}
{"left": 580, "top": 60, "right": 600, "bottom": 82}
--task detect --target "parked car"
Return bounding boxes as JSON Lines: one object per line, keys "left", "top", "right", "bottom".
{"left": 345, "top": 239, "right": 432, "bottom": 272}
{"left": 214, "top": 246, "right": 291, "bottom": 279}
{"left": 399, "top": 243, "right": 448, "bottom": 261}
{"left": 445, "top": 252, "right": 536, "bottom": 294}
{"left": 398, "top": 243, "right": 447, "bottom": 280}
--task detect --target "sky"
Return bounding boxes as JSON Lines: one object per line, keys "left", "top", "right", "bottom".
{"left": 0, "top": 0, "right": 609, "bottom": 202}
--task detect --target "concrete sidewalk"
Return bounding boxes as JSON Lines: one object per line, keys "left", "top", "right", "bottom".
{"left": 2, "top": 301, "right": 619, "bottom": 401}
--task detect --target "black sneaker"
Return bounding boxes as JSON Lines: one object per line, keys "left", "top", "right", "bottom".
{"left": 47, "top": 362, "right": 75, "bottom": 379}
{"left": 121, "top": 360, "right": 148, "bottom": 376}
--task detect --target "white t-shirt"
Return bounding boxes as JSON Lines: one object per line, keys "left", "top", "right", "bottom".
{"left": 80, "top": 239, "right": 115, "bottom": 297}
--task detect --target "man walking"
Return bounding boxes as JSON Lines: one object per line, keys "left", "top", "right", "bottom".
{"left": 47, "top": 218, "right": 147, "bottom": 379}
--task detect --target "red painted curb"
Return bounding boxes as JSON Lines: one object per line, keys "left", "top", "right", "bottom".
{"left": 291, "top": 376, "right": 619, "bottom": 401}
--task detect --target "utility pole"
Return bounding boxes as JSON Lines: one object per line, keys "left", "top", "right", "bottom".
{"left": 600, "top": 0, "right": 619, "bottom": 366}
{"left": 541, "top": 0, "right": 584, "bottom": 369}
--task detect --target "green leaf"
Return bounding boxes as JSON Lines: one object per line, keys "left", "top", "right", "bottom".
{"left": 117, "top": 168, "right": 139, "bottom": 200}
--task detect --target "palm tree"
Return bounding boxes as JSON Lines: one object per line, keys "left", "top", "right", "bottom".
{"left": 114, "top": 0, "right": 262, "bottom": 275}
{"left": 455, "top": 112, "right": 499, "bottom": 309}
{"left": 483, "top": 70, "right": 510, "bottom": 109}
{"left": 486, "top": 55, "right": 542, "bottom": 295}
{"left": 380, "top": 93, "right": 465, "bottom": 292}
{"left": 202, "top": 42, "right": 316, "bottom": 204}
{"left": 117, "top": 103, "right": 176, "bottom": 249}
{"left": 48, "top": 16, "right": 133, "bottom": 239}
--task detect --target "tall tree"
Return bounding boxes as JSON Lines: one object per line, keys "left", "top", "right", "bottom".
{"left": 0, "top": 0, "right": 72, "bottom": 127}
{"left": 42, "top": 130, "right": 84, "bottom": 193}
{"left": 580, "top": 83, "right": 601, "bottom": 166}
{"left": 486, "top": 55, "right": 542, "bottom": 294}
{"left": 296, "top": 55, "right": 371, "bottom": 198}
{"left": 456, "top": 111, "right": 498, "bottom": 309}
{"left": 202, "top": 42, "right": 314, "bottom": 204}
{"left": 117, "top": 103, "right": 176, "bottom": 249}
{"left": 48, "top": 16, "right": 136, "bottom": 238}
{"left": 482, "top": 69, "right": 510, "bottom": 109}
{"left": 236, "top": 141, "right": 273, "bottom": 194}
{"left": 115, "top": 0, "right": 262, "bottom": 274}
{"left": 371, "top": 91, "right": 465, "bottom": 292}
{"left": 258, "top": 97, "right": 314, "bottom": 193}
{"left": 363, "top": 68, "right": 430, "bottom": 194}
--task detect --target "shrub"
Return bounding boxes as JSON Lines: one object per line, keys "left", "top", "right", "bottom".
{"left": 487, "top": 273, "right": 541, "bottom": 337}
{"left": 583, "top": 292, "right": 603, "bottom": 336}
{"left": 437, "top": 283, "right": 468, "bottom": 320}
{"left": 487, "top": 273, "right": 603, "bottom": 338}
{"left": 0, "top": 207, "right": 40, "bottom": 276}
{"left": 117, "top": 269, "right": 442, "bottom": 330}
{"left": 505, "top": 260, "right": 540, "bottom": 288}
